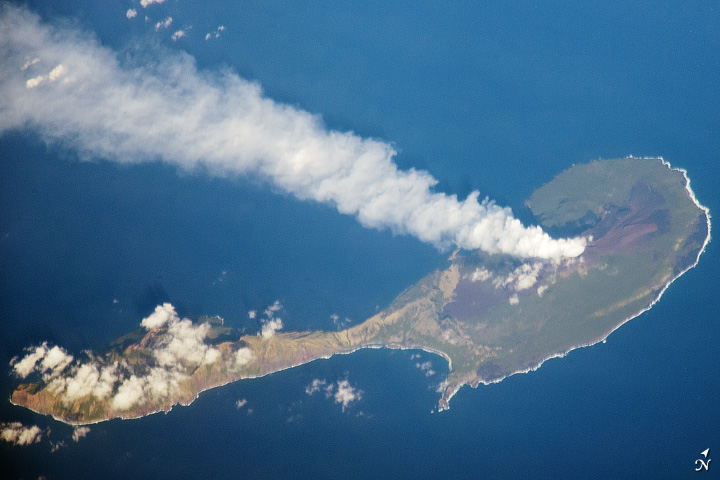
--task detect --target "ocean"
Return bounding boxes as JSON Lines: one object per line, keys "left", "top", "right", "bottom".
{"left": 1, "top": 1, "right": 719, "bottom": 478}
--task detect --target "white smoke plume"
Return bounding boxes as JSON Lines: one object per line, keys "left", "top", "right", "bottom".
{"left": 0, "top": 6, "right": 586, "bottom": 261}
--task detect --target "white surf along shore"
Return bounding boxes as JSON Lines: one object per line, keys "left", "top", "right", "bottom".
{"left": 11, "top": 157, "right": 711, "bottom": 424}
{"left": 437, "top": 156, "right": 711, "bottom": 411}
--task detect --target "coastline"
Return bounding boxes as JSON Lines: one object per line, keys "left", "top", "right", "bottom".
{"left": 9, "top": 156, "right": 710, "bottom": 425}
{"left": 11, "top": 342, "right": 456, "bottom": 426}
{"left": 439, "top": 156, "right": 712, "bottom": 411}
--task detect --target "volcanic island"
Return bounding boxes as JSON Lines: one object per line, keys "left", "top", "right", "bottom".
{"left": 9, "top": 157, "right": 711, "bottom": 424}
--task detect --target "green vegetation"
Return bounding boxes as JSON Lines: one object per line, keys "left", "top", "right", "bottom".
{"left": 11, "top": 158, "right": 709, "bottom": 423}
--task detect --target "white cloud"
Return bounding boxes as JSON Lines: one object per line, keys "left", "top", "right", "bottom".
{"left": 470, "top": 267, "right": 492, "bottom": 282}
{"left": 11, "top": 343, "right": 48, "bottom": 378}
{"left": 264, "top": 301, "right": 282, "bottom": 318}
{"left": 126, "top": 9, "right": 137, "bottom": 19}
{"left": 24, "top": 63, "right": 68, "bottom": 89}
{"left": 47, "top": 64, "right": 67, "bottom": 81}
{"left": 415, "top": 360, "right": 435, "bottom": 377}
{"left": 261, "top": 318, "right": 283, "bottom": 339}
{"left": 306, "top": 378, "right": 362, "bottom": 412}
{"left": 11, "top": 342, "right": 121, "bottom": 404}
{"left": 40, "top": 345, "right": 73, "bottom": 374}
{"left": 258, "top": 301, "right": 284, "bottom": 338}
{"left": 494, "top": 262, "right": 544, "bottom": 292}
{"left": 333, "top": 379, "right": 362, "bottom": 412}
{"left": 514, "top": 262, "right": 544, "bottom": 290}
{"left": 111, "top": 374, "right": 146, "bottom": 410}
{"left": 234, "top": 347, "right": 254, "bottom": 367}
{"left": 305, "top": 378, "right": 326, "bottom": 395}
{"left": 0, "top": 6, "right": 586, "bottom": 261}
{"left": 11, "top": 302, "right": 226, "bottom": 412}
{"left": 152, "top": 316, "right": 219, "bottom": 367}
{"left": 435, "top": 379, "right": 449, "bottom": 393}
{"left": 248, "top": 310, "right": 256, "bottom": 319}
{"left": 509, "top": 294, "right": 519, "bottom": 305}
{"left": 171, "top": 30, "right": 186, "bottom": 42}
{"left": 50, "top": 440, "right": 67, "bottom": 453}
{"left": 25, "top": 74, "right": 44, "bottom": 89}
{"left": 330, "top": 313, "right": 351, "bottom": 329}
{"left": 0, "top": 422, "right": 44, "bottom": 446}
{"left": 21, "top": 57, "right": 39, "bottom": 70}
{"left": 141, "top": 302, "right": 178, "bottom": 330}
{"left": 236, "top": 398, "right": 247, "bottom": 409}
{"left": 141, "top": 0, "right": 166, "bottom": 7}
{"left": 63, "top": 363, "right": 101, "bottom": 402}
{"left": 72, "top": 426, "right": 90, "bottom": 442}
{"left": 205, "top": 25, "right": 225, "bottom": 41}
{"left": 154, "top": 16, "right": 172, "bottom": 31}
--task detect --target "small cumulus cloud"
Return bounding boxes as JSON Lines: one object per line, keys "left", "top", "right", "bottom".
{"left": 235, "top": 398, "right": 248, "bottom": 409}
{"left": 261, "top": 318, "right": 283, "bottom": 338}
{"left": 493, "top": 262, "right": 544, "bottom": 292}
{"left": 305, "top": 378, "right": 327, "bottom": 395}
{"left": 24, "top": 63, "right": 70, "bottom": 89}
{"left": 171, "top": 25, "right": 192, "bottom": 42}
{"left": 333, "top": 379, "right": 362, "bottom": 412}
{"left": 154, "top": 16, "right": 172, "bottom": 31}
{"left": 305, "top": 378, "right": 362, "bottom": 412}
{"left": 0, "top": 422, "right": 45, "bottom": 446}
{"left": 50, "top": 440, "right": 66, "bottom": 453}
{"left": 205, "top": 25, "right": 226, "bottom": 41}
{"left": 264, "top": 301, "right": 282, "bottom": 318}
{"left": 21, "top": 57, "right": 39, "bottom": 71}
{"left": 330, "top": 313, "right": 351, "bottom": 329}
{"left": 141, "top": 302, "right": 177, "bottom": 330}
{"left": 509, "top": 294, "right": 519, "bottom": 305}
{"left": 11, "top": 344, "right": 51, "bottom": 378}
{"left": 435, "top": 379, "right": 449, "bottom": 394}
{"left": 47, "top": 64, "right": 67, "bottom": 81}
{"left": 141, "top": 0, "right": 166, "bottom": 7}
{"left": 259, "top": 301, "right": 284, "bottom": 339}
{"left": 248, "top": 310, "right": 256, "bottom": 319}
{"left": 415, "top": 360, "right": 435, "bottom": 377}
{"left": 126, "top": 9, "right": 137, "bottom": 19}
{"left": 40, "top": 345, "right": 74, "bottom": 376}
{"left": 71, "top": 426, "right": 90, "bottom": 442}
{"left": 470, "top": 267, "right": 492, "bottom": 282}
{"left": 234, "top": 347, "right": 254, "bottom": 367}
{"left": 25, "top": 75, "right": 44, "bottom": 89}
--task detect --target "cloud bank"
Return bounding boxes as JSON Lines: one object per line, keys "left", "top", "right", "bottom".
{"left": 0, "top": 422, "right": 45, "bottom": 446}
{"left": 10, "top": 303, "right": 230, "bottom": 412}
{"left": 0, "top": 6, "right": 586, "bottom": 260}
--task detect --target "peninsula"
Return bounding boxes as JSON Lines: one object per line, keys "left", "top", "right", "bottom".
{"left": 9, "top": 157, "right": 710, "bottom": 424}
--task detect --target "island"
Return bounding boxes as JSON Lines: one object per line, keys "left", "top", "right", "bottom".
{"left": 9, "top": 157, "right": 710, "bottom": 424}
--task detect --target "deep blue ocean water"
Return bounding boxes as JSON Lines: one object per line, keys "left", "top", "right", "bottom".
{"left": 1, "top": 1, "right": 719, "bottom": 478}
